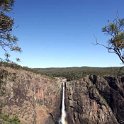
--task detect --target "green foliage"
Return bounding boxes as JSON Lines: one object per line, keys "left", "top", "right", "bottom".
{"left": 0, "top": 114, "right": 20, "bottom": 124}
{"left": 0, "top": 13, "right": 13, "bottom": 31}
{"left": 0, "top": 0, "right": 14, "bottom": 11}
{"left": 0, "top": 0, "right": 21, "bottom": 62}
{"left": 102, "top": 17, "right": 124, "bottom": 63}
{"left": 34, "top": 67, "right": 124, "bottom": 81}
{"left": 0, "top": 62, "right": 123, "bottom": 81}
{"left": 0, "top": 61, "right": 45, "bottom": 76}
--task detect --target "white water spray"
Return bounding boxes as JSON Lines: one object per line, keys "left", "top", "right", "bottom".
{"left": 60, "top": 81, "right": 67, "bottom": 124}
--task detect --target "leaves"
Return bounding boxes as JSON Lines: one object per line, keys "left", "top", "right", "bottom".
{"left": 0, "top": 114, "right": 20, "bottom": 124}
{"left": 0, "top": 0, "right": 21, "bottom": 62}
{"left": 11, "top": 46, "right": 21, "bottom": 52}
{"left": 119, "top": 18, "right": 124, "bottom": 28}
{"left": 113, "top": 32, "right": 124, "bottom": 48}
{"left": 102, "top": 17, "right": 124, "bottom": 63}
{"left": 0, "top": 13, "right": 13, "bottom": 32}
{"left": 0, "top": 0, "right": 14, "bottom": 11}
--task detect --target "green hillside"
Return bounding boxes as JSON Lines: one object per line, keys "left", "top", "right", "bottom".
{"left": 0, "top": 62, "right": 123, "bottom": 81}
{"left": 34, "top": 66, "right": 124, "bottom": 80}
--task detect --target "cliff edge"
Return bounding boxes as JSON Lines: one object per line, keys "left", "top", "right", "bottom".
{"left": 0, "top": 65, "right": 124, "bottom": 124}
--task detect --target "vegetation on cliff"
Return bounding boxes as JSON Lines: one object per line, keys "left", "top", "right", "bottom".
{"left": 0, "top": 114, "right": 20, "bottom": 124}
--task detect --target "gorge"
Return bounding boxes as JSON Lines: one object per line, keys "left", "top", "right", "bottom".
{"left": 0, "top": 65, "right": 124, "bottom": 124}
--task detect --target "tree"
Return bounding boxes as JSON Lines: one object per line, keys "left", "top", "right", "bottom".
{"left": 97, "top": 17, "right": 124, "bottom": 64}
{"left": 0, "top": 0, "right": 21, "bottom": 62}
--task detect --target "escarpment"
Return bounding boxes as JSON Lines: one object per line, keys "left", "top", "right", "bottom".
{"left": 0, "top": 67, "right": 62, "bottom": 124}
{"left": 0, "top": 66, "right": 124, "bottom": 124}
{"left": 65, "top": 75, "right": 124, "bottom": 124}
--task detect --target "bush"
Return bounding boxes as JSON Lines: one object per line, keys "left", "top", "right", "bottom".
{"left": 0, "top": 114, "right": 20, "bottom": 124}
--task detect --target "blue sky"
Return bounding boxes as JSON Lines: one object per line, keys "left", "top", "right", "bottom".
{"left": 10, "top": 0, "right": 124, "bottom": 67}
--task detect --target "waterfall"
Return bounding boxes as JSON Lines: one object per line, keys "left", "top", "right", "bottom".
{"left": 60, "top": 81, "right": 67, "bottom": 124}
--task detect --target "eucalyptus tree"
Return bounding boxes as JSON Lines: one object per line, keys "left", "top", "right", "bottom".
{"left": 97, "top": 17, "right": 124, "bottom": 64}
{"left": 0, "top": 0, "right": 21, "bottom": 62}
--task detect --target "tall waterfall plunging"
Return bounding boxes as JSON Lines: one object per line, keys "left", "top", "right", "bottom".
{"left": 60, "top": 81, "right": 67, "bottom": 124}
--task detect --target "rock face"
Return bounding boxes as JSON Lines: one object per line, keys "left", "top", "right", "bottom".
{"left": 0, "top": 66, "right": 124, "bottom": 124}
{"left": 66, "top": 75, "right": 124, "bottom": 124}
{"left": 0, "top": 67, "right": 62, "bottom": 124}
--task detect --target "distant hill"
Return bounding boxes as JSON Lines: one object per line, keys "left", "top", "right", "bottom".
{"left": 34, "top": 66, "right": 124, "bottom": 80}
{"left": 0, "top": 62, "right": 123, "bottom": 80}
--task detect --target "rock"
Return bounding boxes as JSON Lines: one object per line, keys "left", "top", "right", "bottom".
{"left": 65, "top": 75, "right": 124, "bottom": 124}
{"left": 0, "top": 67, "right": 62, "bottom": 124}
{"left": 0, "top": 66, "right": 124, "bottom": 124}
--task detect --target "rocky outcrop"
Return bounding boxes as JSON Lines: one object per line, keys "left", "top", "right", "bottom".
{"left": 66, "top": 75, "right": 124, "bottom": 124}
{"left": 0, "top": 66, "right": 124, "bottom": 124}
{"left": 0, "top": 67, "right": 62, "bottom": 124}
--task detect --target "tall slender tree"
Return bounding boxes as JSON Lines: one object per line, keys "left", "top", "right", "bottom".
{"left": 0, "top": 0, "right": 21, "bottom": 62}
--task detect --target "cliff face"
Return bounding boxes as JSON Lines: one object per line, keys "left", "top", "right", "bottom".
{"left": 0, "top": 67, "right": 62, "bottom": 124}
{"left": 66, "top": 75, "right": 124, "bottom": 124}
{"left": 0, "top": 66, "right": 124, "bottom": 124}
